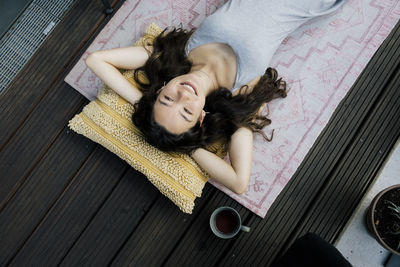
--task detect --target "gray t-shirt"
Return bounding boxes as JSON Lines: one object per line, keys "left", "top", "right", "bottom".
{"left": 186, "top": 0, "right": 345, "bottom": 90}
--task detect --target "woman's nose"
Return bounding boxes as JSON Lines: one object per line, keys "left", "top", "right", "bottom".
{"left": 176, "top": 86, "right": 191, "bottom": 101}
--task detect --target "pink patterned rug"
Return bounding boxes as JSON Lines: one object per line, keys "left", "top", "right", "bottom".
{"left": 65, "top": 0, "right": 400, "bottom": 217}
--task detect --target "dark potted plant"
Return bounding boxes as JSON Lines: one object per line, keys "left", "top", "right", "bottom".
{"left": 366, "top": 184, "right": 400, "bottom": 256}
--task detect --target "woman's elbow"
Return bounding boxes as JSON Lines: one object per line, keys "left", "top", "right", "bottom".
{"left": 233, "top": 179, "right": 249, "bottom": 195}
{"left": 85, "top": 52, "right": 100, "bottom": 68}
{"left": 235, "top": 186, "right": 247, "bottom": 195}
{"left": 85, "top": 54, "right": 93, "bottom": 68}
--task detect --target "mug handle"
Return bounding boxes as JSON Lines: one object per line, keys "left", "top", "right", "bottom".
{"left": 241, "top": 225, "right": 251, "bottom": 232}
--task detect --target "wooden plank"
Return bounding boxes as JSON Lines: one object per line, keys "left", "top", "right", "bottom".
{"left": 253, "top": 25, "right": 400, "bottom": 264}
{"left": 217, "top": 20, "right": 400, "bottom": 267}
{"left": 283, "top": 43, "right": 400, "bottom": 248}
{"left": 56, "top": 183, "right": 245, "bottom": 266}
{"left": 293, "top": 68, "right": 400, "bottom": 243}
{"left": 57, "top": 168, "right": 159, "bottom": 267}
{"left": 294, "top": 76, "right": 400, "bottom": 239}
{"left": 109, "top": 185, "right": 217, "bottom": 266}
{"left": 57, "top": 170, "right": 158, "bottom": 266}
{"left": 0, "top": 127, "right": 96, "bottom": 265}
{"left": 0, "top": 0, "right": 124, "bottom": 212}
{"left": 6, "top": 144, "right": 134, "bottom": 266}
{"left": 66, "top": 184, "right": 215, "bottom": 266}
{"left": 0, "top": 81, "right": 88, "bottom": 209}
{"left": 162, "top": 189, "right": 252, "bottom": 266}
{"left": 0, "top": 0, "right": 122, "bottom": 149}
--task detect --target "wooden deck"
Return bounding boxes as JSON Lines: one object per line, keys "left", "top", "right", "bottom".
{"left": 0, "top": 0, "right": 399, "bottom": 266}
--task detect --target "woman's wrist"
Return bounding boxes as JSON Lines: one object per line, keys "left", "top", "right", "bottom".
{"left": 190, "top": 147, "right": 202, "bottom": 158}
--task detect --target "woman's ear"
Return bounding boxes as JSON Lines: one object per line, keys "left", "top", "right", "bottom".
{"left": 199, "top": 110, "right": 206, "bottom": 127}
{"left": 157, "top": 82, "right": 167, "bottom": 95}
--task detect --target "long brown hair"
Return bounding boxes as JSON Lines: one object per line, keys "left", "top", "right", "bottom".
{"left": 132, "top": 27, "right": 286, "bottom": 154}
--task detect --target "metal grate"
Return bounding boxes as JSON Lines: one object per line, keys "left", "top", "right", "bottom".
{"left": 0, "top": 0, "right": 76, "bottom": 94}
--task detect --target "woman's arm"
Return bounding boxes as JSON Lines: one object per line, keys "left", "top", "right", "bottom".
{"left": 191, "top": 127, "right": 253, "bottom": 194}
{"left": 85, "top": 46, "right": 152, "bottom": 104}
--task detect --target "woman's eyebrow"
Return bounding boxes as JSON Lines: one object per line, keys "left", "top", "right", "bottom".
{"left": 158, "top": 99, "right": 192, "bottom": 122}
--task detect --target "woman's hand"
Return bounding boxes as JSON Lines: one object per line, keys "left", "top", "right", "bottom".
{"left": 85, "top": 46, "right": 152, "bottom": 104}
{"left": 191, "top": 127, "right": 253, "bottom": 194}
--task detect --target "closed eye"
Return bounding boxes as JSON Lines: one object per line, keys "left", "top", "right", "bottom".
{"left": 164, "top": 96, "right": 173, "bottom": 101}
{"left": 184, "top": 108, "right": 192, "bottom": 115}
{"left": 157, "top": 99, "right": 192, "bottom": 122}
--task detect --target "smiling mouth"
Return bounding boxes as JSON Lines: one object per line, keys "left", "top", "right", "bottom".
{"left": 181, "top": 82, "right": 197, "bottom": 95}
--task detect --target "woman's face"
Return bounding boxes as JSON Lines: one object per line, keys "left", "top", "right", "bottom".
{"left": 153, "top": 73, "right": 207, "bottom": 134}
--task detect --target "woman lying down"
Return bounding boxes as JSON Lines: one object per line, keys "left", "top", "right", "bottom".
{"left": 85, "top": 0, "right": 345, "bottom": 194}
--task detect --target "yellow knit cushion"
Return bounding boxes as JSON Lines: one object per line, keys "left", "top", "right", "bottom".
{"left": 68, "top": 23, "right": 226, "bottom": 213}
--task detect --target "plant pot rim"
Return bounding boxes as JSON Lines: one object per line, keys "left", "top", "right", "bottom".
{"left": 368, "top": 184, "right": 400, "bottom": 256}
